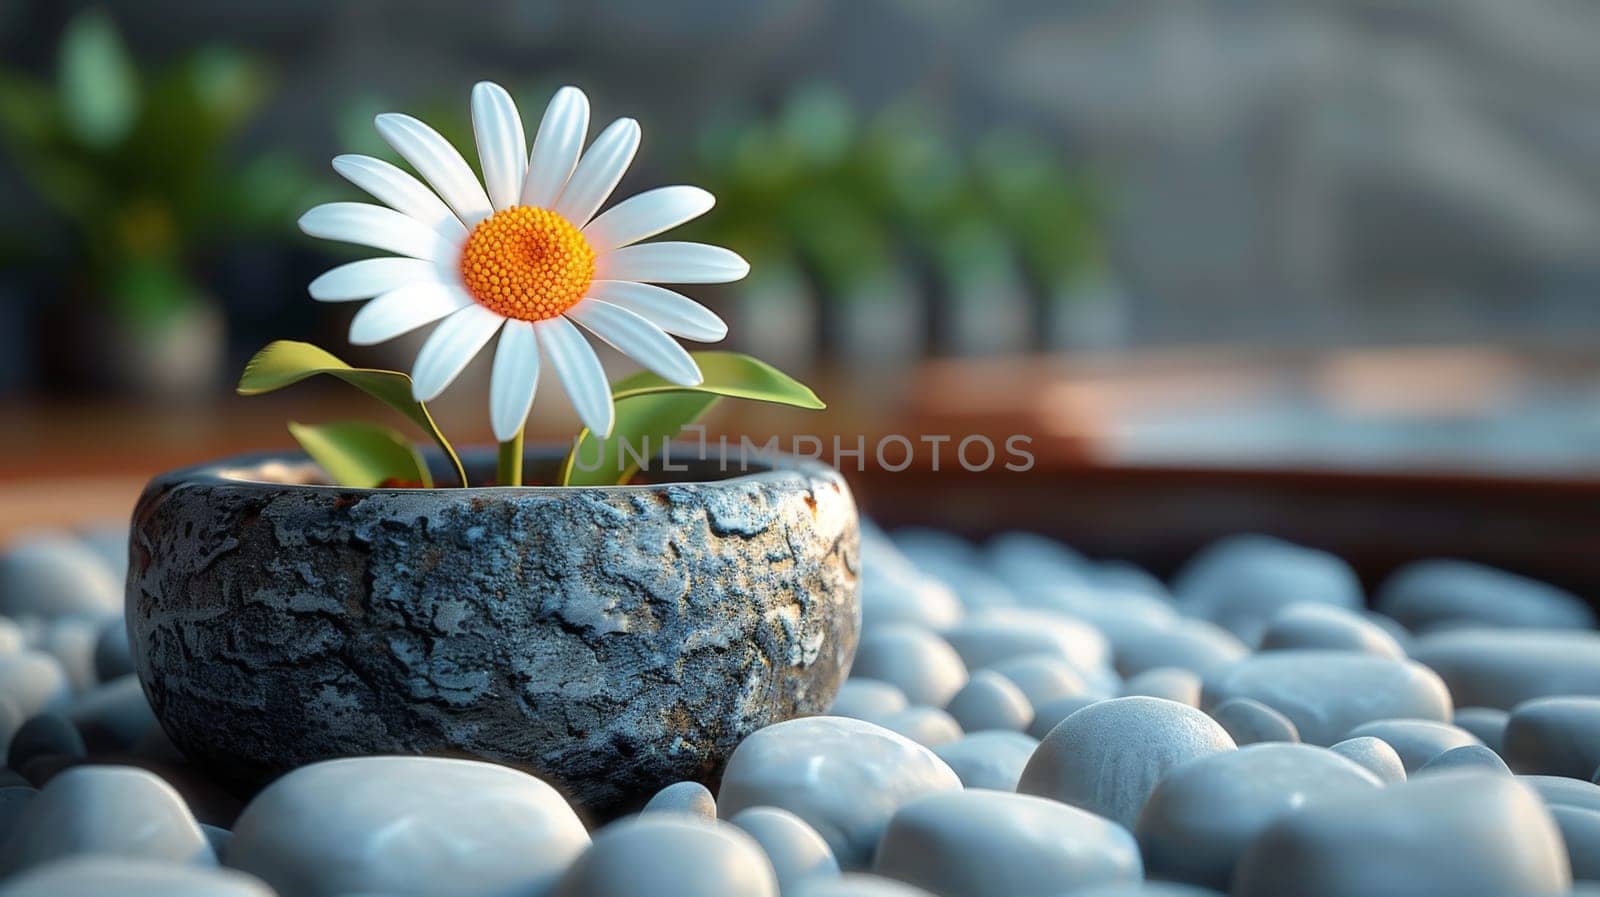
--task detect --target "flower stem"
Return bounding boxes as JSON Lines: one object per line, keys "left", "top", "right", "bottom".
{"left": 497, "top": 428, "right": 524, "bottom": 487}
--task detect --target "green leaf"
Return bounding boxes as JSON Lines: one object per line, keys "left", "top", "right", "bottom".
{"left": 238, "top": 341, "right": 467, "bottom": 487}
{"left": 561, "top": 352, "right": 824, "bottom": 487}
{"left": 287, "top": 420, "right": 433, "bottom": 489}
{"left": 58, "top": 9, "right": 139, "bottom": 149}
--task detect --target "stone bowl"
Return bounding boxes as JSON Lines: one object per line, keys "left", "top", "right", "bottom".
{"left": 126, "top": 447, "right": 860, "bottom": 819}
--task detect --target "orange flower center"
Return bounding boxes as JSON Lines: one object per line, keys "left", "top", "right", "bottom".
{"left": 458, "top": 206, "right": 595, "bottom": 321}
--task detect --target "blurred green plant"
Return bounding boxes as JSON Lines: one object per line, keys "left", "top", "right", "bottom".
{"left": 0, "top": 8, "right": 316, "bottom": 333}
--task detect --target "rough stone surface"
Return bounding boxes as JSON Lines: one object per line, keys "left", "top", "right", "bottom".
{"left": 874, "top": 789, "right": 1142, "bottom": 897}
{"left": 729, "top": 806, "right": 840, "bottom": 893}
{"left": 1210, "top": 697, "right": 1300, "bottom": 745}
{"left": 0, "top": 765, "right": 213, "bottom": 875}
{"left": 1017, "top": 696, "right": 1236, "bottom": 828}
{"left": 1258, "top": 603, "right": 1405, "bottom": 659}
{"left": 933, "top": 731, "right": 1039, "bottom": 791}
{"left": 1342, "top": 720, "right": 1482, "bottom": 773}
{"left": 643, "top": 781, "right": 717, "bottom": 821}
{"left": 550, "top": 815, "right": 778, "bottom": 897}
{"left": 1503, "top": 697, "right": 1600, "bottom": 778}
{"left": 0, "top": 856, "right": 274, "bottom": 897}
{"left": 226, "top": 756, "right": 589, "bottom": 897}
{"left": 943, "top": 670, "right": 1032, "bottom": 733}
{"left": 1328, "top": 737, "right": 1407, "bottom": 784}
{"left": 1201, "top": 652, "right": 1453, "bottom": 746}
{"left": 717, "top": 716, "right": 963, "bottom": 869}
{"left": 849, "top": 625, "right": 968, "bottom": 706}
{"left": 1232, "top": 772, "right": 1571, "bottom": 897}
{"left": 1410, "top": 629, "right": 1600, "bottom": 709}
{"left": 1378, "top": 560, "right": 1596, "bottom": 632}
{"left": 127, "top": 451, "right": 860, "bottom": 816}
{"left": 1134, "top": 743, "right": 1383, "bottom": 890}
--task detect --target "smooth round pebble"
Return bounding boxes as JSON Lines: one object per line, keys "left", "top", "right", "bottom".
{"left": 643, "top": 781, "right": 717, "bottom": 820}
{"left": 33, "top": 618, "right": 99, "bottom": 692}
{"left": 1258, "top": 603, "right": 1405, "bottom": 659}
{"left": 877, "top": 707, "right": 963, "bottom": 747}
{"left": 93, "top": 620, "right": 133, "bottom": 682}
{"left": 1329, "top": 736, "right": 1408, "bottom": 784}
{"left": 76, "top": 524, "right": 129, "bottom": 582}
{"left": 1174, "top": 535, "right": 1363, "bottom": 644}
{"left": 1504, "top": 697, "right": 1600, "bottom": 779}
{"left": 200, "top": 823, "right": 232, "bottom": 862}
{"left": 1343, "top": 720, "right": 1482, "bottom": 773}
{"left": 1210, "top": 697, "right": 1299, "bottom": 745}
{"left": 1550, "top": 805, "right": 1600, "bottom": 882}
{"left": 1454, "top": 707, "right": 1509, "bottom": 754}
{"left": 1232, "top": 772, "right": 1570, "bottom": 897}
{"left": 1134, "top": 743, "right": 1382, "bottom": 890}
{"left": 943, "top": 670, "right": 1032, "bottom": 732}
{"left": 828, "top": 679, "right": 908, "bottom": 724}
{"left": 550, "top": 815, "right": 777, "bottom": 897}
{"left": 794, "top": 874, "right": 938, "bottom": 897}
{"left": 874, "top": 789, "right": 1141, "bottom": 897}
{"left": 1417, "top": 744, "right": 1511, "bottom": 777}
{"left": 729, "top": 806, "right": 839, "bottom": 893}
{"left": 1068, "top": 885, "right": 1226, "bottom": 897}
{"left": 933, "top": 731, "right": 1039, "bottom": 791}
{"left": 1201, "top": 652, "right": 1453, "bottom": 746}
{"left": 1111, "top": 618, "right": 1248, "bottom": 679}
{"left": 227, "top": 756, "right": 588, "bottom": 897}
{"left": 0, "top": 765, "right": 213, "bottom": 875}
{"left": 1027, "top": 695, "right": 1100, "bottom": 740}
{"left": 1121, "top": 667, "right": 1201, "bottom": 707}
{"left": 0, "top": 533, "right": 122, "bottom": 619}
{"left": 984, "top": 531, "right": 1090, "bottom": 587}
{"left": 0, "top": 785, "right": 35, "bottom": 846}
{"left": 67, "top": 675, "right": 156, "bottom": 750}
{"left": 0, "top": 652, "right": 71, "bottom": 718}
{"left": 984, "top": 654, "right": 1090, "bottom": 706}
{"left": 941, "top": 609, "right": 1109, "bottom": 678}
{"left": 1378, "top": 560, "right": 1596, "bottom": 632}
{"left": 1410, "top": 629, "right": 1600, "bottom": 709}
{"left": 717, "top": 716, "right": 962, "bottom": 869}
{"left": 1017, "top": 696, "right": 1236, "bottom": 828}
{"left": 5, "top": 714, "right": 84, "bottom": 771}
{"left": 850, "top": 625, "right": 969, "bottom": 707}
{"left": 0, "top": 856, "right": 273, "bottom": 897}
{"left": 1523, "top": 775, "right": 1600, "bottom": 814}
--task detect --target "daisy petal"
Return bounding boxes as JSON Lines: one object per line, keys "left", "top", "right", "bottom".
{"left": 595, "top": 241, "right": 750, "bottom": 284}
{"left": 375, "top": 112, "right": 494, "bottom": 227}
{"left": 410, "top": 304, "right": 505, "bottom": 401}
{"left": 583, "top": 186, "right": 715, "bottom": 253}
{"left": 566, "top": 298, "right": 702, "bottom": 386}
{"left": 310, "top": 257, "right": 446, "bottom": 302}
{"left": 553, "top": 117, "right": 640, "bottom": 227}
{"left": 489, "top": 320, "right": 541, "bottom": 442}
{"left": 521, "top": 86, "right": 589, "bottom": 209}
{"left": 471, "top": 82, "right": 527, "bottom": 212}
{"left": 535, "top": 315, "right": 614, "bottom": 438}
{"left": 299, "top": 202, "right": 457, "bottom": 262}
{"left": 348, "top": 283, "right": 472, "bottom": 346}
{"left": 331, "top": 154, "right": 466, "bottom": 241}
{"left": 586, "top": 280, "right": 727, "bottom": 342}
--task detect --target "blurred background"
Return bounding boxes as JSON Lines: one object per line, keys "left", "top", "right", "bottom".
{"left": 4, "top": 0, "right": 1600, "bottom": 585}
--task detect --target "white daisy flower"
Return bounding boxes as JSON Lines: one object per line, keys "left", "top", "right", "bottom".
{"left": 299, "top": 82, "right": 745, "bottom": 441}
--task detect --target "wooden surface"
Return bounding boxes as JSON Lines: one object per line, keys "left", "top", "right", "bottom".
{"left": 6, "top": 346, "right": 1600, "bottom": 600}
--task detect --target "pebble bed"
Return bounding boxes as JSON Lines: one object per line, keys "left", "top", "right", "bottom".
{"left": 0, "top": 521, "right": 1598, "bottom": 896}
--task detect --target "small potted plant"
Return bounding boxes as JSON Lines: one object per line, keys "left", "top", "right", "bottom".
{"left": 126, "top": 82, "right": 860, "bottom": 817}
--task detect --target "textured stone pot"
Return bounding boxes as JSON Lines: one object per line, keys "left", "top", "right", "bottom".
{"left": 127, "top": 447, "right": 860, "bottom": 818}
